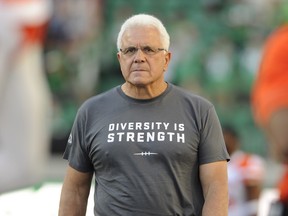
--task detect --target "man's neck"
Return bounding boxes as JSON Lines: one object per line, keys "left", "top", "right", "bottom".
{"left": 121, "top": 82, "right": 168, "bottom": 99}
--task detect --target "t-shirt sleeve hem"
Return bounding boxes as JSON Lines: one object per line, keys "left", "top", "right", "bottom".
{"left": 67, "top": 160, "right": 94, "bottom": 173}
{"left": 199, "top": 156, "right": 230, "bottom": 165}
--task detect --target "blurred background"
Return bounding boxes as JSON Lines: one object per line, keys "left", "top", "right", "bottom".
{"left": 1, "top": 0, "right": 288, "bottom": 215}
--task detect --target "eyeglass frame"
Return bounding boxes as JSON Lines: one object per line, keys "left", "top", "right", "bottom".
{"left": 119, "top": 45, "right": 168, "bottom": 56}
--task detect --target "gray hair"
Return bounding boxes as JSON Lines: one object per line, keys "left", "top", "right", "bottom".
{"left": 116, "top": 14, "right": 170, "bottom": 51}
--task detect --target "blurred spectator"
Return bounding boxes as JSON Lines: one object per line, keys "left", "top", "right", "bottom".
{"left": 0, "top": 0, "right": 52, "bottom": 193}
{"left": 44, "top": 0, "right": 103, "bottom": 153}
{"left": 223, "top": 124, "right": 265, "bottom": 216}
{"left": 251, "top": 24, "right": 288, "bottom": 215}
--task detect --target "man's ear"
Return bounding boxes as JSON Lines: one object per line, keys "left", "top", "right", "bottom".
{"left": 164, "top": 52, "right": 171, "bottom": 71}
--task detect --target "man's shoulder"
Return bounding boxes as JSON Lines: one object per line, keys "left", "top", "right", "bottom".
{"left": 170, "top": 84, "right": 213, "bottom": 107}
{"left": 78, "top": 86, "right": 119, "bottom": 112}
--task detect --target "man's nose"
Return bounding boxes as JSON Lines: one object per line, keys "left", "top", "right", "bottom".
{"left": 134, "top": 48, "right": 145, "bottom": 63}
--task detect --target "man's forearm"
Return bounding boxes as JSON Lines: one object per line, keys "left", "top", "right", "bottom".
{"left": 202, "top": 193, "right": 228, "bottom": 216}
{"left": 58, "top": 187, "right": 89, "bottom": 216}
{"left": 202, "top": 189, "right": 229, "bottom": 216}
{"left": 200, "top": 162, "right": 229, "bottom": 216}
{"left": 59, "top": 166, "right": 93, "bottom": 216}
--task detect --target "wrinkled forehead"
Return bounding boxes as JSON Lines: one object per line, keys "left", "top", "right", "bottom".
{"left": 121, "top": 25, "right": 163, "bottom": 47}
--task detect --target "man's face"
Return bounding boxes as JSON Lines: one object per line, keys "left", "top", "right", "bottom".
{"left": 117, "top": 26, "right": 171, "bottom": 87}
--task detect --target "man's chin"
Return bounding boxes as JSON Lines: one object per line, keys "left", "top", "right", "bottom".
{"left": 129, "top": 78, "right": 149, "bottom": 87}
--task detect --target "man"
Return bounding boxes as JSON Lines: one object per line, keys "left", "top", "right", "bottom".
{"left": 58, "top": 14, "right": 230, "bottom": 216}
{"left": 251, "top": 24, "right": 288, "bottom": 215}
{"left": 223, "top": 125, "right": 265, "bottom": 216}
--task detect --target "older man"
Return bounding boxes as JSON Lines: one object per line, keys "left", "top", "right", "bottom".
{"left": 59, "top": 14, "right": 229, "bottom": 216}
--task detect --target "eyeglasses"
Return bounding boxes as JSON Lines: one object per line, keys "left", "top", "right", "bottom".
{"left": 119, "top": 46, "right": 167, "bottom": 56}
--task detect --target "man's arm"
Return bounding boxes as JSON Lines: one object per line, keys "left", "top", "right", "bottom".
{"left": 200, "top": 161, "right": 229, "bottom": 216}
{"left": 58, "top": 165, "right": 94, "bottom": 216}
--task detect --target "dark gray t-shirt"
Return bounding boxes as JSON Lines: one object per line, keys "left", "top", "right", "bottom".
{"left": 64, "top": 83, "right": 229, "bottom": 216}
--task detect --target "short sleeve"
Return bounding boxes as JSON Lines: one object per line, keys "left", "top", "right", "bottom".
{"left": 198, "top": 106, "right": 230, "bottom": 164}
{"left": 63, "top": 108, "right": 94, "bottom": 172}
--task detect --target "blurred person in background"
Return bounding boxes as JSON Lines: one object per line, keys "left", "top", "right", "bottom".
{"left": 251, "top": 24, "right": 288, "bottom": 215}
{"left": 44, "top": 0, "right": 103, "bottom": 154}
{"left": 0, "top": 0, "right": 52, "bottom": 193}
{"left": 59, "top": 14, "right": 230, "bottom": 216}
{"left": 222, "top": 124, "right": 265, "bottom": 216}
